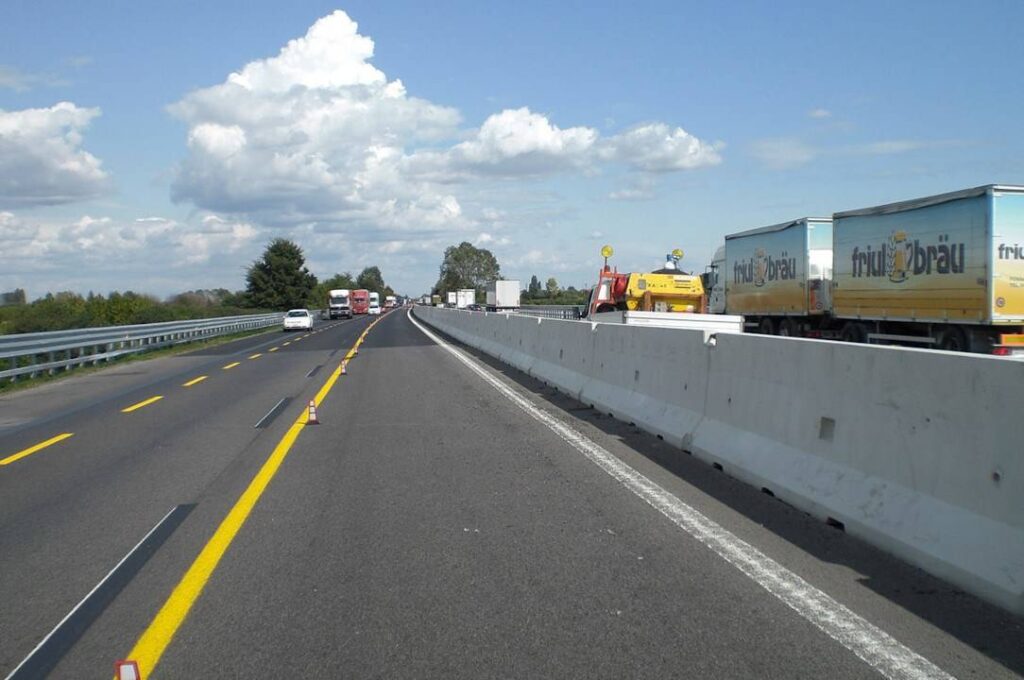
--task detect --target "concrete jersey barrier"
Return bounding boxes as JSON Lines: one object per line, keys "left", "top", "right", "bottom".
{"left": 412, "top": 306, "right": 1024, "bottom": 616}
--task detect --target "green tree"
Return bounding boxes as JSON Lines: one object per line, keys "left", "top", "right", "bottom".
{"left": 434, "top": 242, "right": 501, "bottom": 296}
{"left": 356, "top": 266, "right": 386, "bottom": 294}
{"left": 245, "top": 239, "right": 318, "bottom": 310}
{"left": 545, "top": 277, "right": 559, "bottom": 296}
{"left": 528, "top": 275, "right": 541, "bottom": 296}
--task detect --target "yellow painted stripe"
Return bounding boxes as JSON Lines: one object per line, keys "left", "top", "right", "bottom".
{"left": 1, "top": 433, "right": 74, "bottom": 466}
{"left": 222, "top": 362, "right": 241, "bottom": 370}
{"left": 120, "top": 326, "right": 374, "bottom": 678}
{"left": 182, "top": 376, "right": 207, "bottom": 388}
{"left": 268, "top": 347, "right": 279, "bottom": 352}
{"left": 122, "top": 396, "right": 163, "bottom": 413}
{"left": 283, "top": 342, "right": 291, "bottom": 346}
{"left": 249, "top": 353, "right": 262, "bottom": 360}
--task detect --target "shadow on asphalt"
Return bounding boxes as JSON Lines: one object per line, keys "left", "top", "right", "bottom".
{"left": 427, "top": 326, "right": 1024, "bottom": 676}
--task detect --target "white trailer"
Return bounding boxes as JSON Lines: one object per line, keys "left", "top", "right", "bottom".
{"left": 456, "top": 289, "right": 476, "bottom": 309}
{"left": 486, "top": 280, "right": 520, "bottom": 310}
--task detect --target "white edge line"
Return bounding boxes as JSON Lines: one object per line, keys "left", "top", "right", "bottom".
{"left": 405, "top": 309, "right": 953, "bottom": 680}
{"left": 3, "top": 506, "right": 182, "bottom": 680}
{"left": 254, "top": 398, "right": 287, "bottom": 429}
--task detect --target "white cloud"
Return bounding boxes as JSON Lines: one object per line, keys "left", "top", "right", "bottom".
{"left": 749, "top": 138, "right": 818, "bottom": 170}
{"left": 169, "top": 10, "right": 719, "bottom": 240}
{"left": 808, "top": 108, "right": 832, "bottom": 119}
{"left": 601, "top": 123, "right": 722, "bottom": 172}
{"left": 0, "top": 102, "right": 110, "bottom": 206}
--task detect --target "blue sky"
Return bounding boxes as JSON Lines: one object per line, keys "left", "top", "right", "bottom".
{"left": 2, "top": 0, "right": 1023, "bottom": 298}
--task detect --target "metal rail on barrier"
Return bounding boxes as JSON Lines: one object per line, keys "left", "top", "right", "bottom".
{"left": 514, "top": 305, "right": 584, "bottom": 320}
{"left": 0, "top": 313, "right": 284, "bottom": 382}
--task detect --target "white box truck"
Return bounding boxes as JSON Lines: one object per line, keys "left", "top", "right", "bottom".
{"left": 486, "top": 280, "right": 520, "bottom": 310}
{"left": 456, "top": 289, "right": 476, "bottom": 309}
{"left": 446, "top": 291, "right": 457, "bottom": 307}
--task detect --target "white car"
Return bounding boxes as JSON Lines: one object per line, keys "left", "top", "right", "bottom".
{"left": 368, "top": 303, "right": 381, "bottom": 315}
{"left": 283, "top": 308, "right": 314, "bottom": 331}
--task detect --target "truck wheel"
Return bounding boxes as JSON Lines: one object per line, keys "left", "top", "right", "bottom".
{"left": 936, "top": 326, "right": 967, "bottom": 352}
{"left": 840, "top": 322, "right": 867, "bottom": 343}
{"left": 758, "top": 318, "right": 776, "bottom": 335}
{"left": 778, "top": 318, "right": 800, "bottom": 337}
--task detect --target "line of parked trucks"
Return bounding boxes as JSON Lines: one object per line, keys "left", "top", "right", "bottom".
{"left": 702, "top": 184, "right": 1024, "bottom": 354}
{"left": 327, "top": 289, "right": 397, "bottom": 319}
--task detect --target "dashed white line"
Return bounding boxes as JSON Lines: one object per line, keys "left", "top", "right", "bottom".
{"left": 407, "top": 309, "right": 953, "bottom": 680}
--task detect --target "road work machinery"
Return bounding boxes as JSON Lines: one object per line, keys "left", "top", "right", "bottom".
{"left": 586, "top": 246, "right": 706, "bottom": 316}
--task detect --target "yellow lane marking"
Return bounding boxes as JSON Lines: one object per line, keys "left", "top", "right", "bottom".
{"left": 182, "top": 376, "right": 207, "bottom": 387}
{"left": 222, "top": 362, "right": 241, "bottom": 370}
{"left": 121, "top": 316, "right": 383, "bottom": 678}
{"left": 269, "top": 347, "right": 279, "bottom": 352}
{"left": 249, "top": 353, "right": 262, "bottom": 360}
{"left": 283, "top": 342, "right": 291, "bottom": 346}
{"left": 1, "top": 433, "right": 74, "bottom": 466}
{"left": 122, "top": 396, "right": 163, "bottom": 413}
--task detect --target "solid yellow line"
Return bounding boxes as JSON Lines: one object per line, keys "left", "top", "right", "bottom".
{"left": 0, "top": 433, "right": 74, "bottom": 466}
{"left": 249, "top": 353, "right": 262, "bottom": 360}
{"left": 182, "top": 376, "right": 207, "bottom": 387}
{"left": 122, "top": 396, "right": 163, "bottom": 413}
{"left": 222, "top": 362, "right": 241, "bottom": 370}
{"left": 121, "top": 326, "right": 375, "bottom": 677}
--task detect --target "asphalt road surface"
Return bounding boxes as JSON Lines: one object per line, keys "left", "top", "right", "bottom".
{"left": 0, "top": 309, "right": 1021, "bottom": 679}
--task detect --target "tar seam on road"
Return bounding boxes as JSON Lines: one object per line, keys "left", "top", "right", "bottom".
{"left": 3, "top": 505, "right": 194, "bottom": 680}
{"left": 0, "top": 433, "right": 74, "bottom": 466}
{"left": 306, "top": 364, "right": 322, "bottom": 378}
{"left": 254, "top": 398, "right": 291, "bottom": 429}
{"left": 406, "top": 309, "right": 954, "bottom": 680}
{"left": 120, "top": 314, "right": 385, "bottom": 678}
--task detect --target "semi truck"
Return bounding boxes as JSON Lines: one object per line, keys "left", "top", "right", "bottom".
{"left": 351, "top": 289, "right": 370, "bottom": 315}
{"left": 368, "top": 291, "right": 381, "bottom": 315}
{"left": 327, "top": 288, "right": 353, "bottom": 319}
{"left": 385, "top": 295, "right": 397, "bottom": 308}
{"left": 486, "top": 280, "right": 520, "bottom": 310}
{"left": 706, "top": 184, "right": 1024, "bottom": 353}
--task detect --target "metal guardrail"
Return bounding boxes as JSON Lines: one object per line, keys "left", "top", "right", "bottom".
{"left": 1, "top": 313, "right": 284, "bottom": 382}
{"left": 514, "top": 305, "right": 584, "bottom": 320}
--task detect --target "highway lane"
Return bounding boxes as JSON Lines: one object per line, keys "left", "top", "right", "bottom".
{"left": 0, "top": 315, "right": 373, "bottom": 676}
{"left": 3, "top": 308, "right": 1022, "bottom": 678}
{"left": 39, "top": 308, "right": 1014, "bottom": 679}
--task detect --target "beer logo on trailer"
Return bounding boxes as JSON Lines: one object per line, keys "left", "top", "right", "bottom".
{"left": 734, "top": 248, "right": 797, "bottom": 287}
{"left": 851, "top": 230, "right": 965, "bottom": 282}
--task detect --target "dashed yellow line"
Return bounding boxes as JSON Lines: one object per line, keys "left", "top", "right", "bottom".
{"left": 268, "top": 347, "right": 279, "bottom": 352}
{"left": 122, "top": 396, "right": 163, "bottom": 413}
{"left": 249, "top": 353, "right": 262, "bottom": 360}
{"left": 222, "top": 362, "right": 241, "bottom": 370}
{"left": 283, "top": 342, "right": 291, "bottom": 347}
{"left": 120, "top": 315, "right": 383, "bottom": 678}
{"left": 1, "top": 433, "right": 74, "bottom": 466}
{"left": 182, "top": 376, "right": 207, "bottom": 387}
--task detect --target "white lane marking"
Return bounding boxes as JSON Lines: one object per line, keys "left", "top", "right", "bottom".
{"left": 254, "top": 398, "right": 287, "bottom": 429}
{"left": 3, "top": 507, "right": 183, "bottom": 680}
{"left": 406, "top": 310, "right": 952, "bottom": 680}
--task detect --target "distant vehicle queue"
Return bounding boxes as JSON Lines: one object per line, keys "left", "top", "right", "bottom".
{"left": 324, "top": 288, "right": 401, "bottom": 321}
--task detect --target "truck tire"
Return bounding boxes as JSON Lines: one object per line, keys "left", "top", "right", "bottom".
{"left": 778, "top": 318, "right": 800, "bottom": 337}
{"left": 936, "top": 326, "right": 968, "bottom": 352}
{"left": 840, "top": 322, "right": 867, "bottom": 344}
{"left": 758, "top": 318, "right": 776, "bottom": 335}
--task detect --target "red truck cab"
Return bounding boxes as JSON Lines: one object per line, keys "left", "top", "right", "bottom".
{"left": 351, "top": 289, "right": 370, "bottom": 314}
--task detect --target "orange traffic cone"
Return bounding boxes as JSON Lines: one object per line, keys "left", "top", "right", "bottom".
{"left": 115, "top": 660, "right": 141, "bottom": 680}
{"left": 307, "top": 400, "right": 319, "bottom": 424}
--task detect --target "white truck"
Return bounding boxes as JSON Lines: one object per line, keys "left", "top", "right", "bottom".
{"left": 456, "top": 289, "right": 476, "bottom": 309}
{"left": 385, "top": 295, "right": 397, "bottom": 308}
{"left": 368, "top": 291, "right": 381, "bottom": 315}
{"left": 486, "top": 280, "right": 520, "bottom": 310}
{"left": 327, "top": 289, "right": 352, "bottom": 319}
{"left": 446, "top": 291, "right": 458, "bottom": 307}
